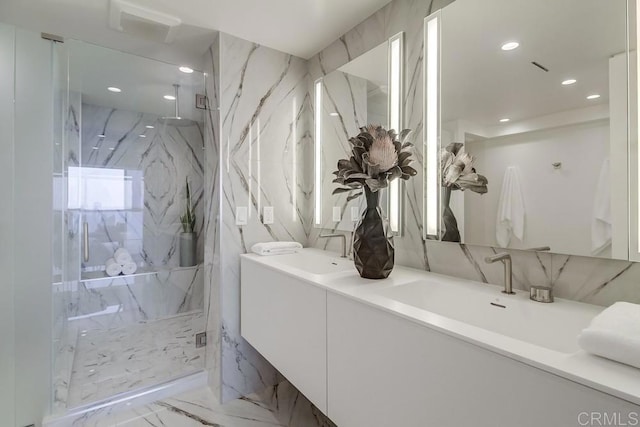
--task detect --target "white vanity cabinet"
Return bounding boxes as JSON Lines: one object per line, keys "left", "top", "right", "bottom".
{"left": 240, "top": 258, "right": 327, "bottom": 413}
{"left": 326, "top": 292, "right": 639, "bottom": 427}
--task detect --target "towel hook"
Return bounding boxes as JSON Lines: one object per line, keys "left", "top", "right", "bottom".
{"left": 552, "top": 162, "right": 562, "bottom": 169}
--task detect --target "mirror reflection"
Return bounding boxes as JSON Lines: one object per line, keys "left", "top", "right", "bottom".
{"left": 438, "top": 0, "right": 628, "bottom": 259}
{"left": 317, "top": 40, "right": 390, "bottom": 231}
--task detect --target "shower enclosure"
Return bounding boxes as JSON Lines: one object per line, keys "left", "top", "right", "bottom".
{"left": 52, "top": 39, "right": 206, "bottom": 413}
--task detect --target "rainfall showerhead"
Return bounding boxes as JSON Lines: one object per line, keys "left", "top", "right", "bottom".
{"left": 159, "top": 84, "right": 195, "bottom": 127}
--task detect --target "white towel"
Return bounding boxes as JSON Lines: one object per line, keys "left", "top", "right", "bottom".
{"left": 592, "top": 158, "right": 612, "bottom": 254}
{"left": 105, "top": 258, "right": 122, "bottom": 277}
{"left": 578, "top": 302, "right": 640, "bottom": 369}
{"left": 114, "top": 248, "right": 132, "bottom": 264}
{"left": 120, "top": 262, "right": 137, "bottom": 275}
{"left": 251, "top": 241, "right": 303, "bottom": 256}
{"left": 496, "top": 166, "right": 525, "bottom": 247}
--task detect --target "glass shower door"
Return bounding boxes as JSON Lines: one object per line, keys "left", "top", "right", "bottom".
{"left": 54, "top": 39, "right": 206, "bottom": 411}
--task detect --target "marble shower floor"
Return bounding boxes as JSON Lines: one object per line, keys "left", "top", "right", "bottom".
{"left": 67, "top": 311, "right": 205, "bottom": 408}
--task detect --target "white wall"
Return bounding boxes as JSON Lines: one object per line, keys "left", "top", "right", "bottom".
{"left": 0, "top": 22, "right": 16, "bottom": 427}
{"left": 13, "top": 28, "right": 54, "bottom": 426}
{"left": 464, "top": 119, "right": 609, "bottom": 257}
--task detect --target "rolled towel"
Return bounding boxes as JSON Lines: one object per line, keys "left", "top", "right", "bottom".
{"left": 120, "top": 261, "right": 137, "bottom": 275}
{"left": 251, "top": 241, "right": 303, "bottom": 256}
{"left": 578, "top": 302, "right": 640, "bottom": 369}
{"left": 114, "top": 248, "right": 132, "bottom": 264}
{"left": 105, "top": 258, "right": 122, "bottom": 277}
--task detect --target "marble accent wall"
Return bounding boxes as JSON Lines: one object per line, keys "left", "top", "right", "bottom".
{"left": 308, "top": 0, "right": 640, "bottom": 308}
{"left": 203, "top": 32, "right": 223, "bottom": 401}
{"left": 203, "top": 32, "right": 311, "bottom": 403}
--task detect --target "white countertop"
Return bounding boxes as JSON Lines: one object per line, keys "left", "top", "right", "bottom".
{"left": 242, "top": 248, "right": 640, "bottom": 407}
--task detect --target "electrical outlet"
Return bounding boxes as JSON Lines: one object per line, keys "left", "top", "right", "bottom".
{"left": 236, "top": 207, "right": 248, "bottom": 225}
{"left": 351, "top": 206, "right": 360, "bottom": 221}
{"left": 332, "top": 206, "right": 341, "bottom": 222}
{"left": 263, "top": 206, "right": 274, "bottom": 224}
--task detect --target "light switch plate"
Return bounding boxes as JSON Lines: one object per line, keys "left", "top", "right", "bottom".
{"left": 332, "top": 206, "right": 341, "bottom": 222}
{"left": 351, "top": 206, "right": 360, "bottom": 222}
{"left": 236, "top": 206, "right": 248, "bottom": 225}
{"left": 263, "top": 206, "right": 274, "bottom": 224}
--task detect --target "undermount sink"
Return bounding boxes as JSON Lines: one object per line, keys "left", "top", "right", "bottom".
{"left": 375, "top": 279, "right": 604, "bottom": 354}
{"left": 267, "top": 249, "right": 356, "bottom": 276}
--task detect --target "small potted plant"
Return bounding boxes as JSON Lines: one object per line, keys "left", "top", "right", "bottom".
{"left": 179, "top": 178, "right": 197, "bottom": 267}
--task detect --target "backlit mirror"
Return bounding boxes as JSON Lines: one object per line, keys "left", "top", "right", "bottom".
{"left": 425, "top": 0, "right": 629, "bottom": 260}
{"left": 315, "top": 33, "right": 404, "bottom": 232}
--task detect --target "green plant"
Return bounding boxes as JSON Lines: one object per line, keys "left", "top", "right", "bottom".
{"left": 180, "top": 178, "right": 196, "bottom": 233}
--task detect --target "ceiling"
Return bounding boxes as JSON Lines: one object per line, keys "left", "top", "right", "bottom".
{"left": 67, "top": 40, "right": 205, "bottom": 121}
{"left": 0, "top": 0, "right": 394, "bottom": 65}
{"left": 441, "top": 0, "right": 627, "bottom": 132}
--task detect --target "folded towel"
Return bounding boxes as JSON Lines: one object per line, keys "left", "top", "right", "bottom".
{"left": 592, "top": 158, "right": 612, "bottom": 254}
{"left": 251, "top": 241, "right": 303, "bottom": 256}
{"left": 114, "top": 248, "right": 132, "bottom": 264}
{"left": 578, "top": 302, "right": 640, "bottom": 369}
{"left": 120, "top": 261, "right": 137, "bottom": 275}
{"left": 496, "top": 166, "right": 525, "bottom": 247}
{"left": 105, "top": 258, "right": 122, "bottom": 277}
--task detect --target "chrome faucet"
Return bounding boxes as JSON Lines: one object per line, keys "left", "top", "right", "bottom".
{"left": 319, "top": 233, "right": 347, "bottom": 258}
{"left": 484, "top": 252, "right": 515, "bottom": 294}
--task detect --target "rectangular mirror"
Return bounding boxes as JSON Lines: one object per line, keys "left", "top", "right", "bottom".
{"left": 315, "top": 33, "right": 404, "bottom": 232}
{"left": 426, "top": 0, "right": 630, "bottom": 260}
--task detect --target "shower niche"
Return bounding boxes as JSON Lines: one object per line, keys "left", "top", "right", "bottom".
{"left": 52, "top": 40, "right": 206, "bottom": 412}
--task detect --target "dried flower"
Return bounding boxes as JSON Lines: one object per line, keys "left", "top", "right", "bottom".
{"left": 333, "top": 125, "right": 416, "bottom": 199}
{"left": 441, "top": 142, "right": 488, "bottom": 194}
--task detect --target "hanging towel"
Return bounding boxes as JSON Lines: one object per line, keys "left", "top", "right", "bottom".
{"left": 578, "top": 302, "right": 640, "bottom": 369}
{"left": 496, "top": 166, "right": 525, "bottom": 247}
{"left": 592, "top": 158, "right": 612, "bottom": 254}
{"left": 251, "top": 241, "right": 303, "bottom": 256}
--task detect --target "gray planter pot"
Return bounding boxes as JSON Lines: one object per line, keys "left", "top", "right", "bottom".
{"left": 179, "top": 232, "right": 197, "bottom": 267}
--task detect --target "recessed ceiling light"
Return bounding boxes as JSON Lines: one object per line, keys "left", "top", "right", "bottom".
{"left": 329, "top": 112, "right": 339, "bottom": 117}
{"left": 91, "top": 146, "right": 99, "bottom": 150}
{"left": 164, "top": 95, "right": 176, "bottom": 100}
{"left": 587, "top": 94, "right": 601, "bottom": 100}
{"left": 98, "top": 134, "right": 105, "bottom": 138}
{"left": 145, "top": 125, "right": 154, "bottom": 129}
{"left": 139, "top": 134, "right": 147, "bottom": 138}
{"left": 108, "top": 147, "right": 115, "bottom": 151}
{"left": 107, "top": 87, "right": 121, "bottom": 93}
{"left": 499, "top": 118, "right": 510, "bottom": 123}
{"left": 179, "top": 66, "right": 194, "bottom": 74}
{"left": 501, "top": 41, "right": 519, "bottom": 51}
{"left": 562, "top": 79, "right": 577, "bottom": 85}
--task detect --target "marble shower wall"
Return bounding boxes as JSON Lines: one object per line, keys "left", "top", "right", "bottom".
{"left": 308, "top": 0, "right": 640, "bottom": 308}
{"left": 78, "top": 103, "right": 205, "bottom": 271}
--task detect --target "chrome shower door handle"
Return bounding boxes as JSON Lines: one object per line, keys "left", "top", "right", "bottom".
{"left": 83, "top": 221, "right": 89, "bottom": 262}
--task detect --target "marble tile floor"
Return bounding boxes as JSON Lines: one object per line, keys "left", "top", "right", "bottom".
{"left": 68, "top": 311, "right": 205, "bottom": 408}
{"left": 64, "top": 382, "right": 336, "bottom": 427}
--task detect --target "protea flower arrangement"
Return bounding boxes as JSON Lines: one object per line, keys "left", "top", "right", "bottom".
{"left": 332, "top": 125, "right": 416, "bottom": 280}
{"left": 440, "top": 142, "right": 488, "bottom": 242}
{"left": 332, "top": 125, "right": 416, "bottom": 199}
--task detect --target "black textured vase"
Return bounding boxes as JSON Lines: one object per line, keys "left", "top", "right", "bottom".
{"left": 441, "top": 186, "right": 461, "bottom": 242}
{"left": 352, "top": 187, "right": 394, "bottom": 279}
